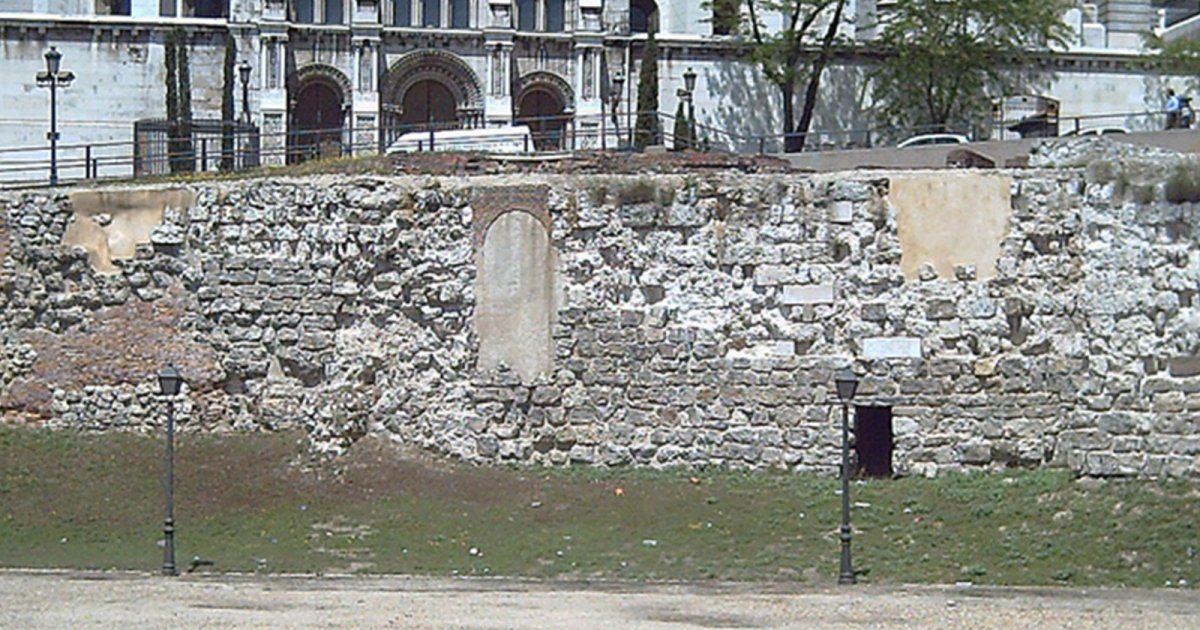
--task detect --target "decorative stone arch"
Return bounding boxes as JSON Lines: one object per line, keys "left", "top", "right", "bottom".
{"left": 381, "top": 50, "right": 484, "bottom": 128}
{"left": 516, "top": 70, "right": 575, "bottom": 111}
{"left": 288, "top": 63, "right": 352, "bottom": 163}
{"left": 291, "top": 63, "right": 352, "bottom": 104}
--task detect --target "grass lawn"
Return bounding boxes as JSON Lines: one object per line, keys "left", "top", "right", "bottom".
{"left": 0, "top": 426, "right": 1196, "bottom": 587}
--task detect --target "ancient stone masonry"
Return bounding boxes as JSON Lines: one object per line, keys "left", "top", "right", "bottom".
{"left": 2, "top": 153, "right": 1200, "bottom": 477}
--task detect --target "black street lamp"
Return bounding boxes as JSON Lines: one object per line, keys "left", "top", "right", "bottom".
{"left": 834, "top": 368, "right": 858, "bottom": 585}
{"left": 683, "top": 67, "right": 697, "bottom": 148}
{"left": 238, "top": 59, "right": 252, "bottom": 124}
{"left": 609, "top": 72, "right": 624, "bottom": 149}
{"left": 36, "top": 46, "right": 75, "bottom": 186}
{"left": 158, "top": 364, "right": 184, "bottom": 577}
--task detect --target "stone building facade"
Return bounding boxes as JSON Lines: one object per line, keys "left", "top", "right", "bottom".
{"left": 2, "top": 145, "right": 1199, "bottom": 478}
{"left": 0, "top": 0, "right": 1198, "bottom": 179}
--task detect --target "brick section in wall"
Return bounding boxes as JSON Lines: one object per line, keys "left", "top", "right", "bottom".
{"left": 0, "top": 210, "right": 9, "bottom": 282}
{"left": 471, "top": 185, "right": 551, "bottom": 250}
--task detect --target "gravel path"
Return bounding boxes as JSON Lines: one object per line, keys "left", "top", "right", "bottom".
{"left": 1, "top": 570, "right": 1195, "bottom": 629}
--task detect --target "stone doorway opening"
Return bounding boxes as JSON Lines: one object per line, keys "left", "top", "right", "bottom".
{"left": 291, "top": 80, "right": 344, "bottom": 163}
{"left": 399, "top": 79, "right": 459, "bottom": 131}
{"left": 854, "top": 406, "right": 893, "bottom": 478}
{"left": 516, "top": 88, "right": 568, "bottom": 151}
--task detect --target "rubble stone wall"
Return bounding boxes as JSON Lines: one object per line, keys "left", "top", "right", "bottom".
{"left": 2, "top": 162, "right": 1199, "bottom": 478}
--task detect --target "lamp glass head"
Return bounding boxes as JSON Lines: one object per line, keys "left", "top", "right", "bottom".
{"left": 45, "top": 47, "right": 62, "bottom": 75}
{"left": 834, "top": 368, "right": 858, "bottom": 402}
{"left": 238, "top": 60, "right": 251, "bottom": 85}
{"left": 158, "top": 365, "right": 183, "bottom": 396}
{"left": 684, "top": 67, "right": 697, "bottom": 93}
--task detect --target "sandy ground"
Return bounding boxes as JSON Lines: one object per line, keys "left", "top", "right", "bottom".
{"left": 1, "top": 570, "right": 1196, "bottom": 629}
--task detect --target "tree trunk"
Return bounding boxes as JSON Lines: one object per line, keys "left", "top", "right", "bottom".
{"left": 782, "top": 83, "right": 800, "bottom": 153}
{"left": 793, "top": 0, "right": 847, "bottom": 153}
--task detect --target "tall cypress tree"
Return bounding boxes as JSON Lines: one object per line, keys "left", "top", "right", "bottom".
{"left": 221, "top": 33, "right": 236, "bottom": 171}
{"left": 164, "top": 29, "right": 181, "bottom": 173}
{"left": 633, "top": 23, "right": 659, "bottom": 149}
{"left": 177, "top": 28, "right": 194, "bottom": 172}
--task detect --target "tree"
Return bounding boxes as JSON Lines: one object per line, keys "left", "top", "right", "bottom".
{"left": 706, "top": 0, "right": 849, "bottom": 153}
{"left": 672, "top": 100, "right": 692, "bottom": 150}
{"left": 164, "top": 28, "right": 194, "bottom": 174}
{"left": 634, "top": 24, "right": 660, "bottom": 149}
{"left": 220, "top": 33, "right": 236, "bottom": 172}
{"left": 870, "top": 0, "right": 1072, "bottom": 136}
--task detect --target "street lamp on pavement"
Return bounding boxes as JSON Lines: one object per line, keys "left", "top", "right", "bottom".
{"left": 609, "top": 72, "right": 625, "bottom": 149}
{"left": 834, "top": 368, "right": 859, "bottom": 585}
{"left": 238, "top": 60, "right": 252, "bottom": 124}
{"left": 158, "top": 365, "right": 184, "bottom": 577}
{"left": 682, "top": 67, "right": 697, "bottom": 149}
{"left": 36, "top": 46, "right": 75, "bottom": 186}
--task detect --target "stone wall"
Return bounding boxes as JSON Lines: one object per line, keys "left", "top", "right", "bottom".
{"left": 2, "top": 160, "right": 1199, "bottom": 477}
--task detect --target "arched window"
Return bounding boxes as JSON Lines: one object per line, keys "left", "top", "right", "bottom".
{"left": 546, "top": 0, "right": 565, "bottom": 32}
{"left": 294, "top": 0, "right": 314, "bottom": 23}
{"left": 712, "top": 0, "right": 738, "bottom": 35}
{"left": 451, "top": 0, "right": 469, "bottom": 27}
{"left": 422, "top": 0, "right": 440, "bottom": 26}
{"left": 393, "top": 0, "right": 411, "bottom": 25}
{"left": 630, "top": 0, "right": 658, "bottom": 33}
{"left": 323, "top": 0, "right": 342, "bottom": 24}
{"left": 517, "top": 0, "right": 536, "bottom": 30}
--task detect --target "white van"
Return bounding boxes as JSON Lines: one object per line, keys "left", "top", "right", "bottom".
{"left": 386, "top": 125, "right": 535, "bottom": 154}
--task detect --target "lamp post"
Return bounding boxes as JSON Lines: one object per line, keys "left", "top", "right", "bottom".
{"left": 609, "top": 72, "right": 624, "bottom": 149}
{"left": 238, "top": 59, "right": 251, "bottom": 124}
{"left": 36, "top": 46, "right": 75, "bottom": 186}
{"left": 158, "top": 365, "right": 184, "bottom": 577}
{"left": 834, "top": 368, "right": 858, "bottom": 585}
{"left": 682, "top": 67, "right": 696, "bottom": 149}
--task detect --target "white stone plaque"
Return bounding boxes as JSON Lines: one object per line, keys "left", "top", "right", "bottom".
{"left": 781, "top": 284, "right": 834, "bottom": 305}
{"left": 862, "top": 337, "right": 922, "bottom": 359}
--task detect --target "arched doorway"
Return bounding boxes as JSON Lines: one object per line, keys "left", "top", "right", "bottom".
{"left": 398, "top": 79, "right": 459, "bottom": 130}
{"left": 516, "top": 88, "right": 567, "bottom": 151}
{"left": 292, "top": 81, "right": 343, "bottom": 162}
{"left": 381, "top": 50, "right": 484, "bottom": 146}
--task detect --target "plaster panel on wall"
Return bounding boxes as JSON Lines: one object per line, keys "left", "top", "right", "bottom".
{"left": 475, "top": 211, "right": 559, "bottom": 382}
{"left": 64, "top": 187, "right": 195, "bottom": 274}
{"left": 889, "top": 173, "right": 1012, "bottom": 281}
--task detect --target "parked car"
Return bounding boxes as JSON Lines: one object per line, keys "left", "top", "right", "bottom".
{"left": 1060, "top": 126, "right": 1128, "bottom": 137}
{"left": 896, "top": 133, "right": 970, "bottom": 149}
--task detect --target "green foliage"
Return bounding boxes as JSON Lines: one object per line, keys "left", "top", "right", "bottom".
{"left": 2, "top": 429, "right": 1200, "bottom": 586}
{"left": 164, "top": 28, "right": 194, "bottom": 174}
{"left": 634, "top": 26, "right": 660, "bottom": 149}
{"left": 703, "top": 0, "right": 848, "bottom": 152}
{"left": 871, "top": 0, "right": 1072, "bottom": 134}
{"left": 221, "top": 33, "right": 237, "bottom": 172}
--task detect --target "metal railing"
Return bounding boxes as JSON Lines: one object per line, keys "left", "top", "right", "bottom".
{"left": 0, "top": 107, "right": 1186, "bottom": 187}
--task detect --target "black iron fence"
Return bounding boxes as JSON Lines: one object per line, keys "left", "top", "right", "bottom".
{"left": 0, "top": 107, "right": 1186, "bottom": 187}
{"left": 133, "top": 119, "right": 261, "bottom": 177}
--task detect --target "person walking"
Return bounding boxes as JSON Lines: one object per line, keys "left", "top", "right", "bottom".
{"left": 1167, "top": 88, "right": 1182, "bottom": 129}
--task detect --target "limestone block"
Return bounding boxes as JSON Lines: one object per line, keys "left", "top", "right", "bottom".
{"left": 782, "top": 284, "right": 834, "bottom": 305}
{"left": 862, "top": 337, "right": 922, "bottom": 359}
{"left": 829, "top": 200, "right": 853, "bottom": 224}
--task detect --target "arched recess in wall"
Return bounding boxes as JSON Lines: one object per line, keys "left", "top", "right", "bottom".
{"left": 515, "top": 71, "right": 575, "bottom": 150}
{"left": 380, "top": 50, "right": 484, "bottom": 143}
{"left": 630, "top": 0, "right": 658, "bottom": 33}
{"left": 288, "top": 64, "right": 351, "bottom": 164}
{"left": 475, "top": 211, "right": 558, "bottom": 383}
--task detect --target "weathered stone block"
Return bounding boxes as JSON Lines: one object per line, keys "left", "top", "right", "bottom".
{"left": 782, "top": 284, "right": 834, "bottom": 305}
{"left": 862, "top": 337, "right": 922, "bottom": 359}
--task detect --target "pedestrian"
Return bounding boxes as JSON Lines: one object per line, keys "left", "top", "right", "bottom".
{"left": 1167, "top": 88, "right": 1182, "bottom": 129}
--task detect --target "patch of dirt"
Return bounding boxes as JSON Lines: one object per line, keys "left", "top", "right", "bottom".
{"left": 387, "top": 150, "right": 795, "bottom": 176}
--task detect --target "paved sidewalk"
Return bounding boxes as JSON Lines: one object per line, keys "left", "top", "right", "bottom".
{"left": 1, "top": 570, "right": 1196, "bottom": 629}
